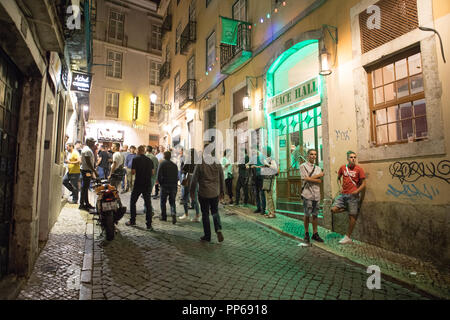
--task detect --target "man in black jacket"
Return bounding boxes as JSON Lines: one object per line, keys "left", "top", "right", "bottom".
{"left": 235, "top": 148, "right": 249, "bottom": 206}
{"left": 125, "top": 145, "right": 154, "bottom": 230}
{"left": 157, "top": 151, "right": 179, "bottom": 224}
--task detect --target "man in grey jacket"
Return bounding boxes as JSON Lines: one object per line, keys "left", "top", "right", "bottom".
{"left": 190, "top": 145, "right": 225, "bottom": 243}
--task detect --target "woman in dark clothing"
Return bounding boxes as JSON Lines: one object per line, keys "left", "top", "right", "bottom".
{"left": 179, "top": 148, "right": 200, "bottom": 221}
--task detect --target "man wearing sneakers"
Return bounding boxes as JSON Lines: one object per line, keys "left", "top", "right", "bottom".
{"left": 331, "top": 151, "right": 366, "bottom": 244}
{"left": 300, "top": 149, "right": 324, "bottom": 243}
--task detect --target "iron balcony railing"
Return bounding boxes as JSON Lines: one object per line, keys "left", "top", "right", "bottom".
{"left": 220, "top": 23, "right": 252, "bottom": 70}
{"left": 161, "top": 14, "right": 172, "bottom": 39}
{"left": 159, "top": 61, "right": 171, "bottom": 83}
{"left": 180, "top": 21, "right": 197, "bottom": 54}
{"left": 178, "top": 79, "right": 196, "bottom": 108}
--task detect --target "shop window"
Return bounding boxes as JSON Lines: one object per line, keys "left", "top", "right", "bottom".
{"left": 367, "top": 47, "right": 426, "bottom": 145}
{"left": 275, "top": 106, "right": 322, "bottom": 177}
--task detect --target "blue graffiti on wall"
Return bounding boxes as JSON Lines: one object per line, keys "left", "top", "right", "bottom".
{"left": 386, "top": 183, "right": 440, "bottom": 201}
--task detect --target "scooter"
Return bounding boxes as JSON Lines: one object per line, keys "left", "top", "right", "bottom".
{"left": 93, "top": 178, "right": 126, "bottom": 240}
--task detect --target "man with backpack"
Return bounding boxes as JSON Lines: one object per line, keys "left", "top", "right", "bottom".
{"left": 300, "top": 149, "right": 324, "bottom": 243}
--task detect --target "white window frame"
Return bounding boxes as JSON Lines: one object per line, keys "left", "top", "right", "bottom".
{"left": 105, "top": 91, "right": 120, "bottom": 118}
{"left": 149, "top": 60, "right": 161, "bottom": 85}
{"left": 108, "top": 10, "right": 125, "bottom": 42}
{"left": 106, "top": 50, "right": 123, "bottom": 79}
{"left": 232, "top": 0, "right": 247, "bottom": 21}
{"left": 206, "top": 31, "right": 215, "bottom": 71}
{"left": 151, "top": 24, "right": 162, "bottom": 50}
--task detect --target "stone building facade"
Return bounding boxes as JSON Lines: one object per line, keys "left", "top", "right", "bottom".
{"left": 158, "top": 0, "right": 449, "bottom": 267}
{"left": 88, "top": 0, "right": 163, "bottom": 147}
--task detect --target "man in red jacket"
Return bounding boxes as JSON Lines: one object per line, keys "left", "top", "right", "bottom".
{"left": 331, "top": 151, "right": 366, "bottom": 244}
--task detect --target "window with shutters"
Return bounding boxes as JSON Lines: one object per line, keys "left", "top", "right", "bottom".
{"left": 151, "top": 24, "right": 162, "bottom": 50}
{"left": 359, "top": 0, "right": 418, "bottom": 54}
{"left": 233, "top": 85, "right": 247, "bottom": 115}
{"left": 206, "top": 31, "right": 215, "bottom": 71}
{"left": 232, "top": 0, "right": 247, "bottom": 21}
{"left": 174, "top": 71, "right": 180, "bottom": 104}
{"left": 105, "top": 91, "right": 120, "bottom": 118}
{"left": 108, "top": 10, "right": 124, "bottom": 42}
{"left": 149, "top": 61, "right": 161, "bottom": 85}
{"left": 367, "top": 46, "right": 426, "bottom": 145}
{"left": 175, "top": 22, "right": 182, "bottom": 54}
{"left": 106, "top": 50, "right": 122, "bottom": 79}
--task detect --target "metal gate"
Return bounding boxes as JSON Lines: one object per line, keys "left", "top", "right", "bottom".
{"left": 0, "top": 49, "right": 22, "bottom": 278}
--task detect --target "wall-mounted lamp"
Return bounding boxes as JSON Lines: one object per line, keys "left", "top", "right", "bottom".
{"left": 150, "top": 91, "right": 171, "bottom": 111}
{"left": 132, "top": 96, "right": 139, "bottom": 121}
{"left": 243, "top": 94, "right": 251, "bottom": 111}
{"left": 320, "top": 24, "right": 338, "bottom": 76}
{"left": 319, "top": 47, "right": 332, "bottom": 76}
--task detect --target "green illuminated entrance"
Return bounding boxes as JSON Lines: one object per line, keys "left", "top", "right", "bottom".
{"left": 265, "top": 39, "right": 324, "bottom": 215}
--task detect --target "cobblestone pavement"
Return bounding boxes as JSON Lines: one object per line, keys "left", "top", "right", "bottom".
{"left": 90, "top": 192, "right": 429, "bottom": 300}
{"left": 17, "top": 202, "right": 92, "bottom": 300}
{"left": 223, "top": 205, "right": 450, "bottom": 299}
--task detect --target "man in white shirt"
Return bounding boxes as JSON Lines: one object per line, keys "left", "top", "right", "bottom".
{"left": 153, "top": 145, "right": 165, "bottom": 198}
{"left": 221, "top": 149, "right": 234, "bottom": 205}
{"left": 80, "top": 137, "right": 97, "bottom": 210}
{"left": 261, "top": 147, "right": 278, "bottom": 218}
{"left": 109, "top": 142, "right": 125, "bottom": 189}
{"left": 300, "top": 149, "right": 324, "bottom": 243}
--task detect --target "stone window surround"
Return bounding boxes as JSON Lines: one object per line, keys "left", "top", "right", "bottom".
{"left": 104, "top": 89, "right": 121, "bottom": 119}
{"left": 350, "top": 0, "right": 445, "bottom": 162}
{"left": 105, "top": 47, "right": 124, "bottom": 80}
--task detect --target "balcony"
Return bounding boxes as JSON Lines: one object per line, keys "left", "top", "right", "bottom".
{"left": 180, "top": 21, "right": 196, "bottom": 55}
{"left": 220, "top": 23, "right": 252, "bottom": 75}
{"left": 178, "top": 79, "right": 196, "bottom": 109}
{"left": 161, "top": 14, "right": 172, "bottom": 39}
{"left": 159, "top": 61, "right": 171, "bottom": 83}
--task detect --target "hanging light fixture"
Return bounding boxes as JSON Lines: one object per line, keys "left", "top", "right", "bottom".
{"left": 319, "top": 47, "right": 332, "bottom": 76}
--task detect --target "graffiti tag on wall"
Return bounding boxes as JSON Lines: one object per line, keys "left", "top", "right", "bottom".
{"left": 389, "top": 160, "right": 450, "bottom": 184}
{"left": 386, "top": 184, "right": 440, "bottom": 201}
{"left": 335, "top": 129, "right": 351, "bottom": 141}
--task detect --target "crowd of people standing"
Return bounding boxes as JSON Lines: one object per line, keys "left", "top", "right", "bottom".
{"left": 62, "top": 138, "right": 366, "bottom": 245}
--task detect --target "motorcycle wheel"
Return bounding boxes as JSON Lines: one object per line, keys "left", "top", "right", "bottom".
{"left": 105, "top": 212, "right": 115, "bottom": 241}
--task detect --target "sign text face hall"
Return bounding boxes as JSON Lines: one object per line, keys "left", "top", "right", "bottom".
{"left": 268, "top": 77, "right": 319, "bottom": 112}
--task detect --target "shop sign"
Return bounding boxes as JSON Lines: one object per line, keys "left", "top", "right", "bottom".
{"left": 267, "top": 77, "right": 319, "bottom": 112}
{"left": 70, "top": 71, "right": 92, "bottom": 93}
{"left": 97, "top": 128, "right": 124, "bottom": 142}
{"left": 49, "top": 52, "right": 61, "bottom": 89}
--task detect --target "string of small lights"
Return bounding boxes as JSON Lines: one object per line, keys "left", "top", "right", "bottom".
{"left": 198, "top": 0, "right": 288, "bottom": 84}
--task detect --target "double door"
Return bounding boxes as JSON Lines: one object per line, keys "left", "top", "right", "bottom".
{"left": 274, "top": 105, "right": 323, "bottom": 212}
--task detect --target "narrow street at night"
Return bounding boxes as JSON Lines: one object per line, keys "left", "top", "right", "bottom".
{"left": 0, "top": 0, "right": 449, "bottom": 310}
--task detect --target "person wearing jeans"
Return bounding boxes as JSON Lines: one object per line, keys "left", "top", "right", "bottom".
{"left": 79, "top": 138, "right": 97, "bottom": 210}
{"left": 157, "top": 151, "right": 179, "bottom": 224}
{"left": 250, "top": 148, "right": 266, "bottom": 214}
{"left": 180, "top": 148, "right": 200, "bottom": 221}
{"left": 63, "top": 143, "right": 81, "bottom": 204}
{"left": 126, "top": 145, "right": 154, "bottom": 229}
{"left": 190, "top": 144, "right": 225, "bottom": 243}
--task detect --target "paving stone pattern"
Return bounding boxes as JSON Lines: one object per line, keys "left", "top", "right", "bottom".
{"left": 17, "top": 204, "right": 91, "bottom": 300}
{"left": 224, "top": 205, "right": 450, "bottom": 299}
{"left": 91, "top": 194, "right": 428, "bottom": 300}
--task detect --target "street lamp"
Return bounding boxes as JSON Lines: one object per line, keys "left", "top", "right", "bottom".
{"left": 150, "top": 91, "right": 171, "bottom": 110}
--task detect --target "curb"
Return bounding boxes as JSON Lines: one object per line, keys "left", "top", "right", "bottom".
{"left": 224, "top": 206, "right": 447, "bottom": 300}
{"left": 79, "top": 221, "right": 94, "bottom": 300}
